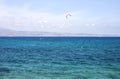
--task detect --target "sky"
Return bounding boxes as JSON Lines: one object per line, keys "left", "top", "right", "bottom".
{"left": 0, "top": 0, "right": 120, "bottom": 35}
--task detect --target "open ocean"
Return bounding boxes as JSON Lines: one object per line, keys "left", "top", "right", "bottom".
{"left": 0, "top": 37, "right": 120, "bottom": 79}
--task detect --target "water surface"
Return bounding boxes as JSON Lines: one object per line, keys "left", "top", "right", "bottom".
{"left": 0, "top": 37, "right": 120, "bottom": 79}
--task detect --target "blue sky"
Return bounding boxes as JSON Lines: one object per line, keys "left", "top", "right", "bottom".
{"left": 0, "top": 0, "right": 120, "bottom": 35}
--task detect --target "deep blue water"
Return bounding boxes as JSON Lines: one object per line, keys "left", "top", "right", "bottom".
{"left": 0, "top": 37, "right": 120, "bottom": 79}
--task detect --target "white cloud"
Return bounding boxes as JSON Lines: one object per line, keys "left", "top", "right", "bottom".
{"left": 85, "top": 23, "right": 96, "bottom": 26}
{"left": 0, "top": 2, "right": 81, "bottom": 32}
{"left": 91, "top": 23, "right": 96, "bottom": 26}
{"left": 85, "top": 24, "right": 90, "bottom": 26}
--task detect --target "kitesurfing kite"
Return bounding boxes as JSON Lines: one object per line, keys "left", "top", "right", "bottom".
{"left": 65, "top": 13, "right": 72, "bottom": 19}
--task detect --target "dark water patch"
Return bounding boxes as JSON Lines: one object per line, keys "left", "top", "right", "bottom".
{"left": 0, "top": 68, "right": 10, "bottom": 74}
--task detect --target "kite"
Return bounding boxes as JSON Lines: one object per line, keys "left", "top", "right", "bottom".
{"left": 65, "top": 13, "right": 72, "bottom": 19}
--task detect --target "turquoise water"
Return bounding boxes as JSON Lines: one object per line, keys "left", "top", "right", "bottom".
{"left": 0, "top": 37, "right": 120, "bottom": 79}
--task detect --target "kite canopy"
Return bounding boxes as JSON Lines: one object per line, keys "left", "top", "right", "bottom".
{"left": 66, "top": 13, "right": 72, "bottom": 19}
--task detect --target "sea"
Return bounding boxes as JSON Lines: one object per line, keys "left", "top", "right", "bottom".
{"left": 0, "top": 37, "right": 120, "bottom": 79}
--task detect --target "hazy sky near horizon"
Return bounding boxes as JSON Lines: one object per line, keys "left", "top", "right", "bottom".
{"left": 0, "top": 0, "right": 120, "bottom": 35}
